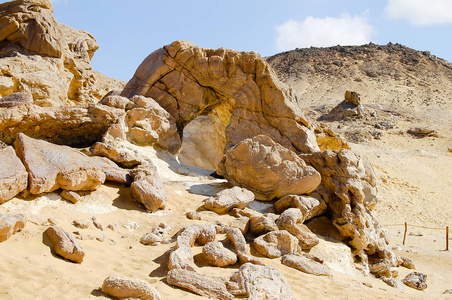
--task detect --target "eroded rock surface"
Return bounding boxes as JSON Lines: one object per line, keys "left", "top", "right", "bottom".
{"left": 203, "top": 187, "right": 254, "bottom": 214}
{"left": 44, "top": 226, "right": 85, "bottom": 263}
{"left": 102, "top": 276, "right": 162, "bottom": 300}
{"left": 0, "top": 146, "right": 28, "bottom": 203}
{"left": 276, "top": 208, "right": 319, "bottom": 249}
{"left": 274, "top": 194, "right": 327, "bottom": 221}
{"left": 282, "top": 253, "right": 332, "bottom": 276}
{"left": 130, "top": 164, "right": 168, "bottom": 212}
{"left": 202, "top": 241, "right": 237, "bottom": 267}
{"left": 122, "top": 40, "right": 319, "bottom": 157}
{"left": 218, "top": 135, "right": 321, "bottom": 201}
{"left": 0, "top": 213, "right": 25, "bottom": 242}
{"left": 253, "top": 230, "right": 301, "bottom": 258}
{"left": 228, "top": 263, "right": 296, "bottom": 300}
{"left": 403, "top": 272, "right": 427, "bottom": 290}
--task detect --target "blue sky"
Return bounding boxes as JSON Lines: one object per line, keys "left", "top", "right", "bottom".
{"left": 45, "top": 0, "right": 452, "bottom": 81}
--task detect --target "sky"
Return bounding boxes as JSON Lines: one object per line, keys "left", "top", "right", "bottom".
{"left": 41, "top": 0, "right": 452, "bottom": 81}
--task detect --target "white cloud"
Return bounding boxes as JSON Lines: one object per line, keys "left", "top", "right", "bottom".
{"left": 385, "top": 0, "right": 452, "bottom": 26}
{"left": 275, "top": 13, "right": 375, "bottom": 52}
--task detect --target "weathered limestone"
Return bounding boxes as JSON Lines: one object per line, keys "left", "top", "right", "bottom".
{"left": 322, "top": 91, "right": 364, "bottom": 120}
{"left": 122, "top": 40, "right": 320, "bottom": 158}
{"left": 0, "top": 213, "right": 25, "bottom": 242}
{"left": 398, "top": 256, "right": 416, "bottom": 269}
{"left": 0, "top": 0, "right": 123, "bottom": 105}
{"left": 203, "top": 187, "right": 254, "bottom": 214}
{"left": 223, "top": 226, "right": 263, "bottom": 266}
{"left": 0, "top": 103, "right": 122, "bottom": 147}
{"left": 274, "top": 194, "right": 327, "bottom": 221}
{"left": 102, "top": 276, "right": 162, "bottom": 300}
{"left": 403, "top": 272, "right": 427, "bottom": 290}
{"left": 0, "top": 92, "right": 32, "bottom": 108}
{"left": 253, "top": 230, "right": 301, "bottom": 258}
{"left": 60, "top": 190, "right": 83, "bottom": 204}
{"left": 15, "top": 133, "right": 105, "bottom": 194}
{"left": 167, "top": 269, "right": 233, "bottom": 300}
{"left": 130, "top": 164, "right": 168, "bottom": 212}
{"left": 218, "top": 135, "right": 321, "bottom": 201}
{"left": 0, "top": 146, "right": 28, "bottom": 203}
{"left": 228, "top": 263, "right": 296, "bottom": 300}
{"left": 202, "top": 241, "right": 237, "bottom": 267}
{"left": 168, "top": 224, "right": 216, "bottom": 271}
{"left": 140, "top": 223, "right": 171, "bottom": 246}
{"left": 276, "top": 208, "right": 319, "bottom": 249}
{"left": 281, "top": 253, "right": 332, "bottom": 276}
{"left": 301, "top": 149, "right": 396, "bottom": 274}
{"left": 249, "top": 214, "right": 278, "bottom": 236}
{"left": 90, "top": 156, "right": 132, "bottom": 185}
{"left": 44, "top": 226, "right": 85, "bottom": 263}
{"left": 230, "top": 216, "right": 249, "bottom": 235}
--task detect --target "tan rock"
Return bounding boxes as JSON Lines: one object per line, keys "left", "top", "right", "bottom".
{"left": 274, "top": 194, "right": 327, "bottom": 221}
{"left": 102, "top": 276, "right": 161, "bottom": 300}
{"left": 0, "top": 92, "right": 32, "bottom": 108}
{"left": 185, "top": 211, "right": 202, "bottom": 220}
{"left": 253, "top": 230, "right": 301, "bottom": 258}
{"left": 228, "top": 263, "right": 296, "bottom": 299}
{"left": 230, "top": 216, "right": 249, "bottom": 235}
{"left": 301, "top": 149, "right": 397, "bottom": 274}
{"left": 99, "top": 95, "right": 134, "bottom": 110}
{"left": 44, "top": 226, "right": 85, "bottom": 263}
{"left": 179, "top": 115, "right": 227, "bottom": 170}
{"left": 169, "top": 223, "right": 216, "bottom": 271}
{"left": 0, "top": 213, "right": 25, "bottom": 242}
{"left": 140, "top": 223, "right": 171, "bottom": 246}
{"left": 0, "top": 146, "right": 28, "bottom": 203}
{"left": 203, "top": 187, "right": 254, "bottom": 214}
{"left": 130, "top": 164, "right": 168, "bottom": 212}
{"left": 281, "top": 253, "right": 332, "bottom": 276}
{"left": 88, "top": 140, "right": 142, "bottom": 168}
{"left": 403, "top": 272, "right": 427, "bottom": 290}
{"left": 60, "top": 190, "right": 83, "bottom": 204}
{"left": 202, "top": 241, "right": 237, "bottom": 267}
{"left": 167, "top": 269, "right": 233, "bottom": 300}
{"left": 89, "top": 156, "right": 132, "bottom": 185}
{"left": 276, "top": 208, "right": 319, "bottom": 249}
{"left": 249, "top": 214, "right": 278, "bottom": 236}
{"left": 0, "top": 104, "right": 122, "bottom": 147}
{"left": 15, "top": 133, "right": 106, "bottom": 194}
{"left": 223, "top": 226, "right": 263, "bottom": 266}
{"left": 122, "top": 40, "right": 320, "bottom": 159}
{"left": 217, "top": 135, "right": 321, "bottom": 201}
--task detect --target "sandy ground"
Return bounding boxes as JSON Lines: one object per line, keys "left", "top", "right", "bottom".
{"left": 0, "top": 105, "right": 451, "bottom": 299}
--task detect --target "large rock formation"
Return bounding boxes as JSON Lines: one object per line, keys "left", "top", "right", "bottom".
{"left": 0, "top": 146, "right": 28, "bottom": 203}
{"left": 0, "top": 0, "right": 124, "bottom": 106}
{"left": 217, "top": 135, "right": 321, "bottom": 201}
{"left": 122, "top": 40, "right": 319, "bottom": 157}
{"left": 15, "top": 133, "right": 106, "bottom": 194}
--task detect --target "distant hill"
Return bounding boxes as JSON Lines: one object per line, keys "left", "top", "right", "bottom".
{"left": 266, "top": 43, "right": 452, "bottom": 115}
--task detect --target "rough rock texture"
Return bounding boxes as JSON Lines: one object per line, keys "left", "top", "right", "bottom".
{"left": 0, "top": 146, "right": 28, "bottom": 203}
{"left": 15, "top": 133, "right": 106, "bottom": 194}
{"left": 398, "top": 256, "right": 416, "bottom": 269}
{"left": 203, "top": 187, "right": 254, "bottom": 214}
{"left": 122, "top": 40, "right": 320, "bottom": 157}
{"left": 230, "top": 216, "right": 249, "bottom": 235}
{"left": 0, "top": 0, "right": 123, "bottom": 105}
{"left": 140, "top": 223, "right": 171, "bottom": 246}
{"left": 322, "top": 91, "right": 365, "bottom": 121}
{"left": 0, "top": 92, "right": 32, "bottom": 108}
{"left": 274, "top": 194, "right": 327, "bottom": 221}
{"left": 168, "top": 224, "right": 216, "bottom": 271}
{"left": 202, "top": 241, "right": 237, "bottom": 267}
{"left": 167, "top": 269, "right": 233, "bottom": 300}
{"left": 102, "top": 276, "right": 162, "bottom": 300}
{"left": 0, "top": 213, "right": 25, "bottom": 242}
{"left": 301, "top": 149, "right": 396, "bottom": 274}
{"left": 60, "top": 190, "right": 83, "bottom": 204}
{"left": 87, "top": 140, "right": 142, "bottom": 168}
{"left": 218, "top": 135, "right": 321, "bottom": 201}
{"left": 0, "top": 103, "right": 122, "bottom": 147}
{"left": 403, "top": 272, "right": 427, "bottom": 290}
{"left": 249, "top": 214, "right": 278, "bottom": 236}
{"left": 44, "top": 226, "right": 85, "bottom": 263}
{"left": 253, "top": 230, "right": 301, "bottom": 258}
{"left": 223, "top": 226, "right": 263, "bottom": 265}
{"left": 281, "top": 253, "right": 332, "bottom": 276}
{"left": 276, "top": 208, "right": 319, "bottom": 249}
{"left": 228, "top": 263, "right": 296, "bottom": 300}
{"left": 178, "top": 115, "right": 227, "bottom": 170}
{"left": 130, "top": 164, "right": 168, "bottom": 212}
{"left": 90, "top": 156, "right": 132, "bottom": 185}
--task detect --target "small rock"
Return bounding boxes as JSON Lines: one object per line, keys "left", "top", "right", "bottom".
{"left": 130, "top": 163, "right": 168, "bottom": 212}
{"left": 230, "top": 217, "right": 249, "bottom": 235}
{"left": 203, "top": 241, "right": 237, "bottom": 267}
{"left": 409, "top": 231, "right": 424, "bottom": 237}
{"left": 407, "top": 127, "right": 435, "bottom": 137}
{"left": 92, "top": 216, "right": 103, "bottom": 231}
{"left": 44, "top": 226, "right": 85, "bottom": 263}
{"left": 443, "top": 289, "right": 452, "bottom": 294}
{"left": 107, "top": 224, "right": 116, "bottom": 231}
{"left": 403, "top": 272, "right": 427, "bottom": 290}
{"left": 123, "top": 221, "right": 139, "bottom": 231}
{"left": 102, "top": 276, "right": 162, "bottom": 300}
{"left": 97, "top": 234, "right": 105, "bottom": 242}
{"left": 72, "top": 219, "right": 89, "bottom": 229}
{"left": 382, "top": 277, "right": 405, "bottom": 290}
{"left": 253, "top": 230, "right": 301, "bottom": 258}
{"left": 61, "top": 190, "right": 83, "bottom": 204}
{"left": 186, "top": 211, "right": 202, "bottom": 220}
{"left": 281, "top": 253, "right": 332, "bottom": 276}
{"left": 399, "top": 257, "right": 416, "bottom": 269}
{"left": 203, "top": 187, "right": 254, "bottom": 214}
{"left": 140, "top": 223, "right": 171, "bottom": 246}
{"left": 0, "top": 214, "right": 26, "bottom": 242}
{"left": 249, "top": 214, "right": 278, "bottom": 236}
{"left": 276, "top": 208, "right": 319, "bottom": 249}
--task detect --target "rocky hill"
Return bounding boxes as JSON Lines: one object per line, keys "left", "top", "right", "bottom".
{"left": 267, "top": 43, "right": 452, "bottom": 116}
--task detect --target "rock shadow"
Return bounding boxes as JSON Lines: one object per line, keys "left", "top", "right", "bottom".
{"left": 186, "top": 182, "right": 232, "bottom": 197}
{"left": 111, "top": 185, "right": 144, "bottom": 212}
